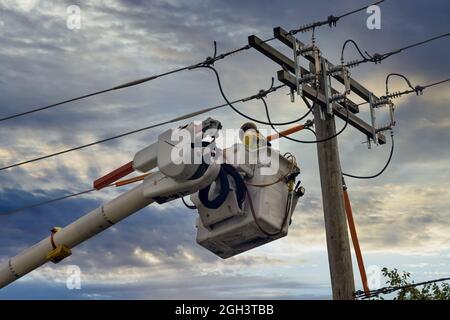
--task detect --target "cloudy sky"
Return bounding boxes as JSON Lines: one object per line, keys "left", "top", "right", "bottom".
{"left": 0, "top": 0, "right": 449, "bottom": 299}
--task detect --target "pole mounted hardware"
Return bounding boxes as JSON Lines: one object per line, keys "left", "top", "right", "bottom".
{"left": 368, "top": 93, "right": 396, "bottom": 147}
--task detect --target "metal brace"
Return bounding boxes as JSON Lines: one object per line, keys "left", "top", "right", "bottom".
{"left": 368, "top": 93, "right": 397, "bottom": 146}
{"left": 376, "top": 101, "right": 396, "bottom": 133}
{"left": 327, "top": 64, "right": 351, "bottom": 96}
{"left": 313, "top": 48, "right": 321, "bottom": 75}
{"left": 321, "top": 58, "right": 333, "bottom": 115}
{"left": 342, "top": 66, "right": 351, "bottom": 95}
{"left": 368, "top": 92, "right": 379, "bottom": 146}
{"left": 292, "top": 37, "right": 302, "bottom": 98}
{"left": 365, "top": 136, "right": 372, "bottom": 150}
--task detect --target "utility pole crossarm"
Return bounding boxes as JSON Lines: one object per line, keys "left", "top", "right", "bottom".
{"left": 277, "top": 70, "right": 386, "bottom": 144}
{"left": 248, "top": 35, "right": 297, "bottom": 73}
{"left": 248, "top": 35, "right": 360, "bottom": 114}
{"left": 248, "top": 32, "right": 385, "bottom": 144}
{"left": 273, "top": 27, "right": 380, "bottom": 104}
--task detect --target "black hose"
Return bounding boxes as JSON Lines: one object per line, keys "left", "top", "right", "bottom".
{"left": 342, "top": 132, "right": 395, "bottom": 179}
{"left": 196, "top": 65, "right": 316, "bottom": 126}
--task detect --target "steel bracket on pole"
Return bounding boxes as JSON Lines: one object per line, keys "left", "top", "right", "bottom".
{"left": 321, "top": 58, "right": 333, "bottom": 115}
{"left": 292, "top": 37, "right": 302, "bottom": 98}
{"left": 368, "top": 92, "right": 379, "bottom": 146}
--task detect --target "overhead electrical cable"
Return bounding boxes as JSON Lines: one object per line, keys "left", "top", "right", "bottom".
{"left": 421, "top": 77, "right": 450, "bottom": 89}
{"left": 343, "top": 32, "right": 450, "bottom": 68}
{"left": 356, "top": 76, "right": 450, "bottom": 106}
{"left": 0, "top": 45, "right": 251, "bottom": 123}
{"left": 289, "top": 0, "right": 385, "bottom": 35}
{"left": 341, "top": 39, "right": 372, "bottom": 63}
{"left": 0, "top": 80, "right": 305, "bottom": 172}
{"left": 0, "top": 172, "right": 157, "bottom": 215}
{"left": 355, "top": 277, "right": 450, "bottom": 300}
{"left": 0, "top": 0, "right": 386, "bottom": 123}
{"left": 197, "top": 65, "right": 315, "bottom": 126}
{"left": 385, "top": 73, "right": 415, "bottom": 94}
{"left": 0, "top": 188, "right": 98, "bottom": 215}
{"left": 342, "top": 131, "right": 395, "bottom": 179}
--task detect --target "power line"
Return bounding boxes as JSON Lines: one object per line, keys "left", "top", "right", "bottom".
{"left": 385, "top": 73, "right": 415, "bottom": 95}
{"left": 357, "top": 76, "right": 450, "bottom": 106}
{"left": 295, "top": 118, "right": 394, "bottom": 179}
{"left": 338, "top": 0, "right": 385, "bottom": 19}
{"left": 0, "top": 67, "right": 188, "bottom": 123}
{"left": 199, "top": 65, "right": 351, "bottom": 144}
{"left": 342, "top": 131, "right": 394, "bottom": 179}
{"left": 2, "top": 71, "right": 443, "bottom": 172}
{"left": 0, "top": 188, "right": 98, "bottom": 215}
{"left": 0, "top": 1, "right": 384, "bottom": 123}
{"left": 375, "top": 32, "right": 450, "bottom": 63}
{"left": 0, "top": 104, "right": 227, "bottom": 171}
{"left": 341, "top": 39, "right": 372, "bottom": 63}
{"left": 422, "top": 77, "right": 450, "bottom": 89}
{"left": 0, "top": 83, "right": 292, "bottom": 172}
{"left": 0, "top": 0, "right": 439, "bottom": 209}
{"left": 0, "top": 173, "right": 157, "bottom": 215}
{"left": 196, "top": 65, "right": 312, "bottom": 126}
{"left": 0, "top": 72, "right": 315, "bottom": 210}
{"left": 390, "top": 32, "right": 450, "bottom": 56}
{"left": 289, "top": 0, "right": 385, "bottom": 34}
{"left": 355, "top": 277, "right": 450, "bottom": 299}
{"left": 0, "top": 77, "right": 313, "bottom": 212}
{"left": 385, "top": 77, "right": 450, "bottom": 99}
{"left": 302, "top": 125, "right": 395, "bottom": 179}
{"left": 0, "top": 44, "right": 251, "bottom": 123}
{"left": 344, "top": 32, "right": 450, "bottom": 68}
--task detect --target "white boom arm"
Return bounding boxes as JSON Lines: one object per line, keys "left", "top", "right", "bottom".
{"left": 0, "top": 183, "right": 152, "bottom": 288}
{"left": 0, "top": 118, "right": 222, "bottom": 289}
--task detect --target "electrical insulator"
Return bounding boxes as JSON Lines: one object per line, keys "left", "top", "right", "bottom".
{"left": 292, "top": 22, "right": 316, "bottom": 34}
{"left": 387, "top": 91, "right": 405, "bottom": 99}
{"left": 345, "top": 59, "right": 364, "bottom": 69}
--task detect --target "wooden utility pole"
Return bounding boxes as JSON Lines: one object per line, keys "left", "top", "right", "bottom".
{"left": 313, "top": 63, "right": 355, "bottom": 299}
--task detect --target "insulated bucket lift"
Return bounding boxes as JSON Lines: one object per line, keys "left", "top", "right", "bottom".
{"left": 194, "top": 124, "right": 303, "bottom": 258}
{"left": 0, "top": 117, "right": 304, "bottom": 288}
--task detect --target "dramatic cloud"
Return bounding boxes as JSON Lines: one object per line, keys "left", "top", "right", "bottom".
{"left": 0, "top": 0, "right": 449, "bottom": 299}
